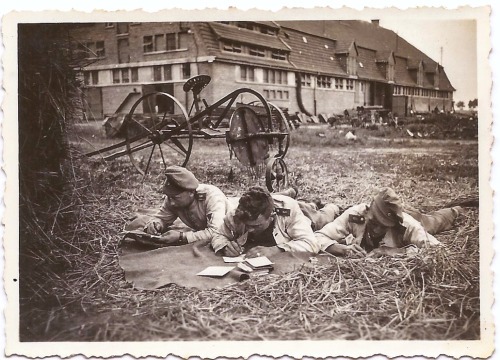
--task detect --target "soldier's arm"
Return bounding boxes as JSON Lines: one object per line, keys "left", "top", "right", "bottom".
{"left": 147, "top": 197, "right": 178, "bottom": 231}
{"left": 211, "top": 213, "right": 237, "bottom": 253}
{"left": 403, "top": 220, "right": 441, "bottom": 248}
{"left": 315, "top": 207, "right": 354, "bottom": 243}
{"left": 278, "top": 201, "right": 321, "bottom": 253}
{"left": 185, "top": 189, "right": 228, "bottom": 243}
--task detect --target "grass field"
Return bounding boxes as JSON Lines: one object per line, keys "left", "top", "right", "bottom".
{"left": 20, "top": 121, "right": 480, "bottom": 342}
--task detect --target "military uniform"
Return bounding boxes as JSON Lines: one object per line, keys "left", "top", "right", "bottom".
{"left": 150, "top": 183, "right": 237, "bottom": 243}
{"left": 125, "top": 166, "right": 236, "bottom": 244}
{"left": 315, "top": 203, "right": 460, "bottom": 251}
{"left": 212, "top": 194, "right": 321, "bottom": 254}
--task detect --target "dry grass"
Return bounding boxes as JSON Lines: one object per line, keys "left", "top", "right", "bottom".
{"left": 19, "top": 123, "right": 480, "bottom": 342}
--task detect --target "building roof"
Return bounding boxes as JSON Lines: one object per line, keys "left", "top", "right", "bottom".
{"left": 275, "top": 20, "right": 455, "bottom": 91}
{"left": 279, "top": 27, "right": 344, "bottom": 75}
{"left": 208, "top": 22, "right": 290, "bottom": 51}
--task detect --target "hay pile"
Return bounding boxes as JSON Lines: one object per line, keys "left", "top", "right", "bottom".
{"left": 18, "top": 137, "right": 480, "bottom": 342}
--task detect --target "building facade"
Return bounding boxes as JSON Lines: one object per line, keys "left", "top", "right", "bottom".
{"left": 69, "top": 20, "right": 455, "bottom": 121}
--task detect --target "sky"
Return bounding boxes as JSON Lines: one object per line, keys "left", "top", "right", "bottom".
{"left": 381, "top": 18, "right": 478, "bottom": 106}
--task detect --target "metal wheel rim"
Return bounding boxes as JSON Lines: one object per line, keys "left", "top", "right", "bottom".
{"left": 265, "top": 157, "right": 289, "bottom": 192}
{"left": 125, "top": 92, "right": 193, "bottom": 176}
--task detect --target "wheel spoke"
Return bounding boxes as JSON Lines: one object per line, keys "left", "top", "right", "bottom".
{"left": 170, "top": 137, "right": 188, "bottom": 154}
{"left": 129, "top": 116, "right": 153, "bottom": 134}
{"left": 144, "top": 144, "right": 156, "bottom": 175}
{"left": 165, "top": 141, "right": 188, "bottom": 156}
{"left": 158, "top": 144, "right": 167, "bottom": 170}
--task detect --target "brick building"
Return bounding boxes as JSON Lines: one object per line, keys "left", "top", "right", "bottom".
{"left": 69, "top": 20, "right": 455, "bottom": 121}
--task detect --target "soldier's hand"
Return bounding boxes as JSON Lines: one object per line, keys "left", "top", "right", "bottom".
{"left": 158, "top": 230, "right": 181, "bottom": 245}
{"left": 144, "top": 220, "right": 162, "bottom": 235}
{"left": 325, "top": 244, "right": 366, "bottom": 258}
{"left": 222, "top": 242, "right": 243, "bottom": 257}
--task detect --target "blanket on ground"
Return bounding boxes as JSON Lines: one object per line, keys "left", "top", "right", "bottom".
{"left": 118, "top": 240, "right": 333, "bottom": 290}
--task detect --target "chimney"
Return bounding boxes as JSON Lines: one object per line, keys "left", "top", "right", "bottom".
{"left": 372, "top": 19, "right": 380, "bottom": 26}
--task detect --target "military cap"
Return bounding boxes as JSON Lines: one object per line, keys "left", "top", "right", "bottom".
{"left": 162, "top": 166, "right": 199, "bottom": 195}
{"left": 370, "top": 187, "right": 404, "bottom": 227}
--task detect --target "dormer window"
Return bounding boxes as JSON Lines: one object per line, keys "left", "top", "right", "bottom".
{"left": 271, "top": 49, "right": 287, "bottom": 60}
{"left": 347, "top": 55, "right": 357, "bottom": 75}
{"left": 223, "top": 41, "right": 242, "bottom": 53}
{"left": 249, "top": 46, "right": 265, "bottom": 57}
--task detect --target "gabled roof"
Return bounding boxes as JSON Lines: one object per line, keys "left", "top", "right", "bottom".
{"left": 375, "top": 50, "right": 394, "bottom": 63}
{"left": 209, "top": 22, "right": 289, "bottom": 51}
{"left": 279, "top": 27, "right": 344, "bottom": 75}
{"left": 334, "top": 40, "right": 356, "bottom": 55}
{"left": 192, "top": 22, "right": 295, "bottom": 69}
{"left": 357, "top": 47, "right": 386, "bottom": 81}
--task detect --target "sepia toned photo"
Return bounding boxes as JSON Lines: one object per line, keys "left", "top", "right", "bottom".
{"left": 2, "top": 5, "right": 494, "bottom": 359}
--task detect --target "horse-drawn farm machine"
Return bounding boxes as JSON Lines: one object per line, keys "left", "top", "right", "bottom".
{"left": 85, "top": 75, "right": 291, "bottom": 191}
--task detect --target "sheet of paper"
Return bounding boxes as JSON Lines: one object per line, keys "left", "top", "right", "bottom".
{"left": 223, "top": 255, "right": 246, "bottom": 263}
{"left": 196, "top": 266, "right": 234, "bottom": 277}
{"left": 237, "top": 262, "right": 253, "bottom": 273}
{"left": 245, "top": 256, "right": 274, "bottom": 268}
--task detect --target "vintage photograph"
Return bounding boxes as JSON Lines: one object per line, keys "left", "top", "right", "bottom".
{"left": 2, "top": 5, "right": 493, "bottom": 359}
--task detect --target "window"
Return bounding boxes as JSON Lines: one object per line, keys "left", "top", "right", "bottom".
{"left": 347, "top": 56, "right": 357, "bottom": 75}
{"left": 182, "top": 63, "right": 191, "bottom": 79}
{"left": 277, "top": 90, "right": 282, "bottom": 99}
{"left": 317, "top": 75, "right": 332, "bottom": 88}
{"left": 116, "top": 23, "right": 129, "bottom": 35}
{"left": 163, "top": 65, "right": 172, "bottom": 80}
{"left": 249, "top": 46, "right": 265, "bottom": 57}
{"left": 84, "top": 70, "right": 99, "bottom": 85}
{"left": 237, "top": 22, "right": 254, "bottom": 30}
{"left": 153, "top": 66, "right": 162, "bottom": 81}
{"left": 112, "top": 68, "right": 137, "bottom": 83}
{"left": 152, "top": 65, "right": 173, "bottom": 82}
{"left": 271, "top": 50, "right": 286, "bottom": 60}
{"left": 387, "top": 63, "right": 395, "bottom": 82}
{"left": 78, "top": 41, "right": 106, "bottom": 59}
{"left": 301, "top": 74, "right": 311, "bottom": 87}
{"left": 166, "top": 33, "right": 177, "bottom": 51}
{"left": 283, "top": 90, "right": 289, "bottom": 100}
{"left": 144, "top": 33, "right": 179, "bottom": 53}
{"left": 112, "top": 69, "right": 120, "bottom": 84}
{"left": 346, "top": 79, "right": 354, "bottom": 91}
{"left": 260, "top": 27, "right": 277, "bottom": 35}
{"left": 121, "top": 68, "right": 130, "bottom": 83}
{"left": 335, "top": 78, "right": 344, "bottom": 90}
{"left": 223, "top": 41, "right": 242, "bottom": 53}
{"left": 263, "top": 69, "right": 289, "bottom": 84}
{"left": 240, "top": 65, "right": 255, "bottom": 82}
{"left": 131, "top": 68, "right": 139, "bottom": 82}
{"left": 154, "top": 34, "right": 165, "bottom": 52}
{"left": 143, "top": 36, "right": 153, "bottom": 53}
{"left": 96, "top": 41, "right": 105, "bottom": 57}
{"left": 104, "top": 23, "right": 114, "bottom": 28}
{"left": 264, "top": 90, "right": 269, "bottom": 99}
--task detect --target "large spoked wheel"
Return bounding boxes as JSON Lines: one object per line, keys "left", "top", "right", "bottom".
{"left": 124, "top": 92, "right": 193, "bottom": 176}
{"left": 265, "top": 157, "right": 289, "bottom": 192}
{"left": 268, "top": 102, "right": 291, "bottom": 158}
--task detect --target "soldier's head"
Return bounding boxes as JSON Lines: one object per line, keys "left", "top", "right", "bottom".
{"left": 366, "top": 187, "right": 404, "bottom": 237}
{"left": 235, "top": 186, "right": 275, "bottom": 234}
{"left": 162, "top": 166, "right": 199, "bottom": 208}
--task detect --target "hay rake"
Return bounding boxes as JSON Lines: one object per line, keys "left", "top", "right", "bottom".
{"left": 85, "top": 75, "right": 291, "bottom": 191}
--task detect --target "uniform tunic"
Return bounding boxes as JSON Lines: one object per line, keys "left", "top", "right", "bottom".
{"left": 315, "top": 203, "right": 442, "bottom": 251}
{"left": 150, "top": 184, "right": 235, "bottom": 243}
{"left": 212, "top": 194, "right": 321, "bottom": 254}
